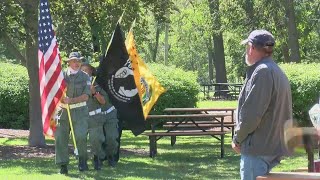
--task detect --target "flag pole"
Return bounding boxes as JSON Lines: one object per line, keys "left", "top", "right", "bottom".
{"left": 64, "top": 93, "right": 78, "bottom": 156}
{"left": 92, "top": 76, "right": 97, "bottom": 85}
{"left": 128, "top": 18, "right": 136, "bottom": 33}
{"left": 118, "top": 10, "right": 125, "bottom": 24}
{"left": 126, "top": 18, "right": 136, "bottom": 46}
{"left": 105, "top": 11, "right": 126, "bottom": 58}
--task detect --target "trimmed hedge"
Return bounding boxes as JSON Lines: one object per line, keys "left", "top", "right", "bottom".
{"left": 0, "top": 62, "right": 29, "bottom": 129}
{"left": 92, "top": 62, "right": 200, "bottom": 114}
{"left": 280, "top": 63, "right": 320, "bottom": 126}
{"left": 0, "top": 61, "right": 199, "bottom": 129}
{"left": 148, "top": 63, "right": 200, "bottom": 114}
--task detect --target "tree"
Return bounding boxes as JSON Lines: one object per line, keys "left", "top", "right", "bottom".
{"left": 0, "top": 0, "right": 45, "bottom": 146}
{"left": 208, "top": 0, "right": 227, "bottom": 84}
{"left": 284, "top": 0, "right": 301, "bottom": 62}
{"left": 206, "top": 37, "right": 214, "bottom": 82}
{"left": 23, "top": 0, "right": 45, "bottom": 147}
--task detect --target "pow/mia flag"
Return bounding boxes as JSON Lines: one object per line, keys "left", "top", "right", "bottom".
{"left": 96, "top": 23, "right": 146, "bottom": 136}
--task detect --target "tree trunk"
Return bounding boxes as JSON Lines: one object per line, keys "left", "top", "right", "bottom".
{"left": 164, "top": 21, "right": 169, "bottom": 65}
{"left": 285, "top": 0, "right": 301, "bottom": 63}
{"left": 86, "top": 4, "right": 100, "bottom": 53}
{"left": 88, "top": 18, "right": 100, "bottom": 53}
{"left": 99, "top": 25, "right": 107, "bottom": 55}
{"left": 0, "top": 32, "right": 27, "bottom": 66}
{"left": 23, "top": 0, "right": 46, "bottom": 147}
{"left": 208, "top": 0, "right": 227, "bottom": 84}
{"left": 152, "top": 21, "right": 160, "bottom": 62}
{"left": 213, "top": 34, "right": 227, "bottom": 84}
{"left": 243, "top": 0, "right": 256, "bottom": 30}
{"left": 207, "top": 38, "right": 214, "bottom": 83}
{"left": 281, "top": 43, "right": 290, "bottom": 63}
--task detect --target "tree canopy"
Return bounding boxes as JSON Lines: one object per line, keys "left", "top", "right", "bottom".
{"left": 0, "top": 0, "right": 319, "bottom": 145}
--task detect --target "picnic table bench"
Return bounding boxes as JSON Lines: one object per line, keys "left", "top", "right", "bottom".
{"left": 144, "top": 107, "right": 236, "bottom": 158}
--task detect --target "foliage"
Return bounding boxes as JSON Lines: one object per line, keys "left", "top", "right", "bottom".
{"left": 147, "top": 63, "right": 200, "bottom": 114}
{"left": 280, "top": 63, "right": 320, "bottom": 126}
{"left": 1, "top": 0, "right": 319, "bottom": 82}
{"left": 0, "top": 62, "right": 29, "bottom": 129}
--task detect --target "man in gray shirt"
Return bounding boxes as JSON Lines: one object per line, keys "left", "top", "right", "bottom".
{"left": 232, "top": 29, "right": 293, "bottom": 180}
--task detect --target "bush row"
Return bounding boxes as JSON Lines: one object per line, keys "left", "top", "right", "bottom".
{"left": 148, "top": 63, "right": 200, "bottom": 114}
{"left": 2, "top": 60, "right": 318, "bottom": 129}
{"left": 0, "top": 61, "right": 200, "bottom": 129}
{"left": 0, "top": 62, "right": 29, "bottom": 129}
{"left": 280, "top": 63, "right": 320, "bottom": 126}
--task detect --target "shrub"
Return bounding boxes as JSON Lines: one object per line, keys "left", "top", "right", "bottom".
{"left": 0, "top": 62, "right": 29, "bottom": 129}
{"left": 148, "top": 63, "right": 200, "bottom": 114}
{"left": 280, "top": 63, "right": 320, "bottom": 126}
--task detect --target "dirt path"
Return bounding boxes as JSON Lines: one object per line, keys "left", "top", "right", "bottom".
{"left": 0, "top": 129, "right": 148, "bottom": 160}
{"left": 0, "top": 128, "right": 29, "bottom": 138}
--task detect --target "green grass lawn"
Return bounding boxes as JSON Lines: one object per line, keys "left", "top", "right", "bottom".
{"left": 0, "top": 100, "right": 313, "bottom": 179}
{"left": 197, "top": 100, "right": 238, "bottom": 108}
{"left": 0, "top": 132, "right": 313, "bottom": 180}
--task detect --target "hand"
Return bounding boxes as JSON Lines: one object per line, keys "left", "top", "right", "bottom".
{"left": 62, "top": 97, "right": 71, "bottom": 104}
{"left": 90, "top": 85, "right": 96, "bottom": 94}
{"left": 232, "top": 141, "right": 241, "bottom": 154}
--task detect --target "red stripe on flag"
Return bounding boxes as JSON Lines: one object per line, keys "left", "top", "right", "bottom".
{"left": 43, "top": 81, "right": 64, "bottom": 134}
{"left": 41, "top": 56, "right": 63, "bottom": 106}
{"left": 44, "top": 44, "right": 58, "bottom": 73}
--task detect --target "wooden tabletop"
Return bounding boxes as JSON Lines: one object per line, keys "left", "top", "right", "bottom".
{"left": 164, "top": 107, "right": 236, "bottom": 112}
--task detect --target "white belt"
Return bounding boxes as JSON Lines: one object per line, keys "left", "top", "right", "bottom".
{"left": 89, "top": 108, "right": 102, "bottom": 116}
{"left": 69, "top": 102, "right": 87, "bottom": 109}
{"left": 102, "top": 106, "right": 115, "bottom": 115}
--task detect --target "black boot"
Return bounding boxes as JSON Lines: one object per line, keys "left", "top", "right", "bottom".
{"left": 108, "top": 155, "right": 117, "bottom": 168}
{"left": 93, "top": 155, "right": 101, "bottom": 170}
{"left": 78, "top": 158, "right": 89, "bottom": 171}
{"left": 60, "top": 165, "right": 68, "bottom": 175}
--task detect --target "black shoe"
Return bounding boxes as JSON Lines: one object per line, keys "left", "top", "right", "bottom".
{"left": 78, "top": 159, "right": 89, "bottom": 171}
{"left": 108, "top": 156, "right": 117, "bottom": 168}
{"left": 93, "top": 155, "right": 101, "bottom": 170}
{"left": 60, "top": 165, "right": 68, "bottom": 175}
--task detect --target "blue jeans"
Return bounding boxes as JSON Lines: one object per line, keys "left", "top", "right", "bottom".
{"left": 240, "top": 154, "right": 278, "bottom": 180}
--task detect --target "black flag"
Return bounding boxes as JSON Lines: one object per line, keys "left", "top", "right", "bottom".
{"left": 96, "top": 23, "right": 146, "bottom": 135}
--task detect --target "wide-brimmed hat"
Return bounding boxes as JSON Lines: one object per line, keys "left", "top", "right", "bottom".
{"left": 66, "top": 52, "right": 84, "bottom": 61}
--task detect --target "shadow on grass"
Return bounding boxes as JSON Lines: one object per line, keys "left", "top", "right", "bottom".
{"left": 0, "top": 156, "right": 185, "bottom": 179}
{"left": 0, "top": 143, "right": 240, "bottom": 179}
{"left": 0, "top": 133, "right": 241, "bottom": 179}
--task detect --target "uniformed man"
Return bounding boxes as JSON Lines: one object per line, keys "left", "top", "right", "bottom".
{"left": 101, "top": 95, "right": 119, "bottom": 167}
{"left": 55, "top": 52, "right": 91, "bottom": 174}
{"left": 81, "top": 63, "right": 106, "bottom": 170}
{"left": 81, "top": 63, "right": 119, "bottom": 168}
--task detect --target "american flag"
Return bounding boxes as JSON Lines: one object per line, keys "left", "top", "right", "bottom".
{"left": 38, "top": 0, "right": 66, "bottom": 136}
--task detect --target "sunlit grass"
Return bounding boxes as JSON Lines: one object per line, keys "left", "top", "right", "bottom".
{"left": 0, "top": 138, "right": 29, "bottom": 146}
{"left": 0, "top": 131, "right": 312, "bottom": 180}
{"left": 197, "top": 100, "right": 237, "bottom": 108}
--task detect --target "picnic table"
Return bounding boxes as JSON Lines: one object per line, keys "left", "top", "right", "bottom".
{"left": 201, "top": 83, "right": 242, "bottom": 100}
{"left": 144, "top": 107, "right": 236, "bottom": 158}
{"left": 164, "top": 107, "right": 236, "bottom": 137}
